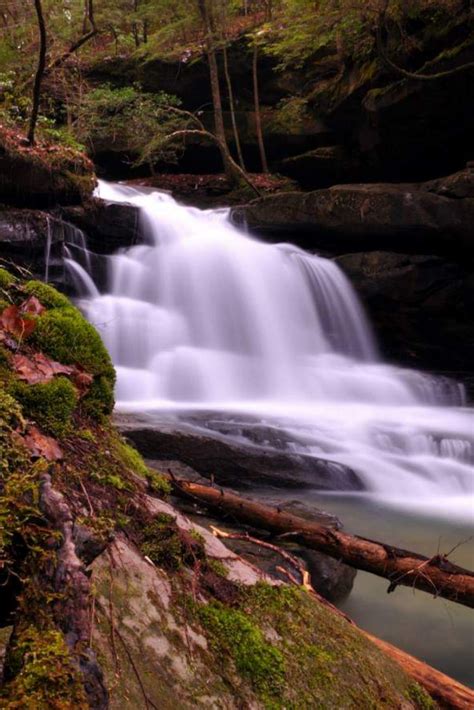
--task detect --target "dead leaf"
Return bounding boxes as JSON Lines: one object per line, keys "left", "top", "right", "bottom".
{"left": 0, "top": 304, "right": 36, "bottom": 340}
{"left": 12, "top": 352, "right": 74, "bottom": 385}
{"left": 23, "top": 425, "right": 63, "bottom": 461}
{"left": 20, "top": 296, "right": 45, "bottom": 316}
{"left": 73, "top": 370, "right": 94, "bottom": 395}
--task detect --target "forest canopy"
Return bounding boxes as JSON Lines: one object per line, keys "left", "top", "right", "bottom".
{"left": 0, "top": 0, "right": 471, "bottom": 175}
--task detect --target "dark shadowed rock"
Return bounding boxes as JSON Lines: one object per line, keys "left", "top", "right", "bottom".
{"left": 0, "top": 127, "right": 95, "bottom": 207}
{"left": 61, "top": 198, "right": 140, "bottom": 253}
{"left": 278, "top": 146, "right": 361, "bottom": 189}
{"left": 232, "top": 169, "right": 474, "bottom": 256}
{"left": 116, "top": 416, "right": 363, "bottom": 492}
{"left": 0, "top": 209, "right": 65, "bottom": 279}
{"left": 335, "top": 250, "right": 474, "bottom": 371}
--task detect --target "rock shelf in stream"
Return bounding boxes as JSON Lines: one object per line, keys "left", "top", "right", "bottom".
{"left": 116, "top": 414, "right": 363, "bottom": 491}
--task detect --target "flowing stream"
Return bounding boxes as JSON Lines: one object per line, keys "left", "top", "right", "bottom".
{"left": 69, "top": 180, "right": 474, "bottom": 524}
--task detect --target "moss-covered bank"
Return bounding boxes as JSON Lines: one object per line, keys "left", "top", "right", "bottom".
{"left": 0, "top": 124, "right": 96, "bottom": 207}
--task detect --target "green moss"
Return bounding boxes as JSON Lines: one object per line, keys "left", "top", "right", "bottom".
{"left": 146, "top": 469, "right": 171, "bottom": 496}
{"left": 407, "top": 683, "right": 437, "bottom": 709}
{"left": 2, "top": 627, "right": 88, "bottom": 709}
{"left": 77, "top": 512, "right": 116, "bottom": 543}
{"left": 0, "top": 267, "right": 16, "bottom": 289}
{"left": 0, "top": 388, "right": 22, "bottom": 425}
{"left": 22, "top": 280, "right": 71, "bottom": 310}
{"left": 141, "top": 513, "right": 205, "bottom": 571}
{"left": 116, "top": 439, "right": 149, "bottom": 478}
{"left": 11, "top": 377, "right": 77, "bottom": 437}
{"left": 206, "top": 558, "right": 228, "bottom": 578}
{"left": 91, "top": 469, "right": 131, "bottom": 491}
{"left": 198, "top": 601, "right": 285, "bottom": 703}
{"left": 81, "top": 375, "right": 114, "bottom": 419}
{"left": 76, "top": 428, "right": 96, "bottom": 442}
{"left": 114, "top": 439, "right": 171, "bottom": 496}
{"left": 30, "top": 305, "right": 115, "bottom": 418}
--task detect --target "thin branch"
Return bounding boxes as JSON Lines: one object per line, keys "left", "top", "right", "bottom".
{"left": 162, "top": 128, "right": 261, "bottom": 196}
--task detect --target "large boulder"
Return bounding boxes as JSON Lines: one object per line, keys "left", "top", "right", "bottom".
{"left": 232, "top": 168, "right": 474, "bottom": 256}
{"left": 0, "top": 125, "right": 96, "bottom": 207}
{"left": 116, "top": 415, "right": 363, "bottom": 492}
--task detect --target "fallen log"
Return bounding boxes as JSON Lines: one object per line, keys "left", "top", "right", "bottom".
{"left": 168, "top": 477, "right": 474, "bottom": 609}
{"left": 365, "top": 632, "right": 474, "bottom": 709}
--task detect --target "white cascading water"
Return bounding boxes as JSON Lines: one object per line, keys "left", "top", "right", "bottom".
{"left": 69, "top": 180, "right": 474, "bottom": 522}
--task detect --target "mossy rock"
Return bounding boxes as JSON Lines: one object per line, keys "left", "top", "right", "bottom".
{"left": 11, "top": 377, "right": 78, "bottom": 438}
{"left": 27, "top": 292, "right": 116, "bottom": 419}
{"left": 22, "top": 281, "right": 72, "bottom": 310}
{"left": 0, "top": 125, "right": 96, "bottom": 207}
{"left": 2, "top": 627, "right": 88, "bottom": 709}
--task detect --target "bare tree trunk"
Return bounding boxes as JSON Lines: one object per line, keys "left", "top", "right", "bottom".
{"left": 252, "top": 43, "right": 268, "bottom": 173}
{"left": 222, "top": 44, "right": 246, "bottom": 170}
{"left": 197, "top": 0, "right": 236, "bottom": 183}
{"left": 27, "top": 0, "right": 47, "bottom": 146}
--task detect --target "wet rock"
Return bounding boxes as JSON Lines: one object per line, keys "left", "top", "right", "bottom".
{"left": 335, "top": 250, "right": 474, "bottom": 371}
{"left": 297, "top": 549, "right": 356, "bottom": 602}
{"left": 116, "top": 416, "right": 363, "bottom": 492}
{"left": 232, "top": 169, "right": 474, "bottom": 256}
{"left": 0, "top": 209, "right": 64, "bottom": 280}
{"left": 61, "top": 197, "right": 140, "bottom": 253}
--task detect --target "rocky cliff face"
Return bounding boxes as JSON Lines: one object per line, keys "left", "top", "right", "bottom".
{"left": 86, "top": 9, "right": 473, "bottom": 187}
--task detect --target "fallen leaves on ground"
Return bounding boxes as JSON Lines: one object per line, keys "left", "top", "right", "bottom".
{"left": 12, "top": 351, "right": 93, "bottom": 394}
{"left": 23, "top": 424, "right": 63, "bottom": 461}
{"left": 12, "top": 351, "right": 74, "bottom": 384}
{"left": 0, "top": 303, "right": 36, "bottom": 340}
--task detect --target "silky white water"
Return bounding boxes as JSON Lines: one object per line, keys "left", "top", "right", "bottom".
{"left": 71, "top": 180, "right": 474, "bottom": 522}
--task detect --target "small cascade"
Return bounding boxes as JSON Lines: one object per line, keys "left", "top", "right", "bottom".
{"left": 62, "top": 221, "right": 92, "bottom": 273}
{"left": 66, "top": 180, "right": 474, "bottom": 522}
{"left": 44, "top": 216, "right": 52, "bottom": 283}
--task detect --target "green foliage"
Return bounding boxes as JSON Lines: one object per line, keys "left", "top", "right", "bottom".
{"left": 11, "top": 377, "right": 78, "bottom": 438}
{"left": 270, "top": 96, "right": 311, "bottom": 134}
{"left": 74, "top": 83, "right": 183, "bottom": 165}
{"left": 198, "top": 601, "right": 285, "bottom": 701}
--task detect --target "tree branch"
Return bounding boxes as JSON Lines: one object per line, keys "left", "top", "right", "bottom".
{"left": 376, "top": 2, "right": 474, "bottom": 81}
{"left": 162, "top": 127, "right": 261, "bottom": 196}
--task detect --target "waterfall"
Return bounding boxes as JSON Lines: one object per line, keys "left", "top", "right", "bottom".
{"left": 71, "top": 180, "right": 474, "bottom": 522}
